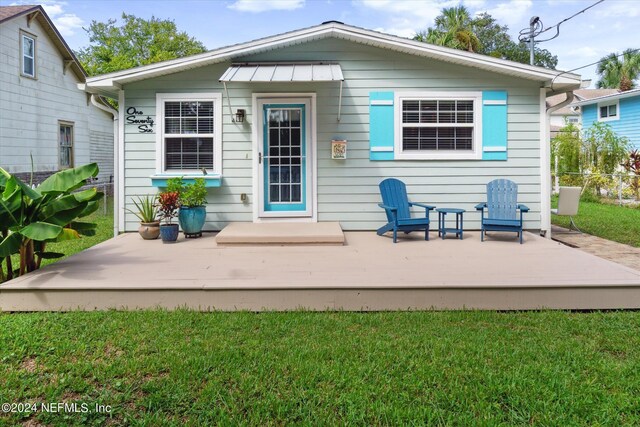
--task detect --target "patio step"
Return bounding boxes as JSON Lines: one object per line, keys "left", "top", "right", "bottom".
{"left": 215, "top": 222, "right": 345, "bottom": 246}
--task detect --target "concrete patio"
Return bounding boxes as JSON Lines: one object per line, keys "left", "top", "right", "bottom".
{"left": 2, "top": 229, "right": 640, "bottom": 311}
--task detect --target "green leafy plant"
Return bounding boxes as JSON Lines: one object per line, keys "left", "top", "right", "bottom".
{"left": 166, "top": 177, "right": 185, "bottom": 194}
{"left": 180, "top": 178, "right": 207, "bottom": 207}
{"left": 157, "top": 191, "right": 180, "bottom": 225}
{"left": 126, "top": 195, "right": 159, "bottom": 223}
{"left": 0, "top": 163, "right": 102, "bottom": 281}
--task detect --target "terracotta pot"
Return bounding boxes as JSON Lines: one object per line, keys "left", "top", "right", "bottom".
{"left": 138, "top": 221, "right": 160, "bottom": 240}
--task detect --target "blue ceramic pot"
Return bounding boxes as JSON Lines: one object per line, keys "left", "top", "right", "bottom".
{"left": 178, "top": 206, "right": 206, "bottom": 236}
{"left": 159, "top": 224, "right": 179, "bottom": 243}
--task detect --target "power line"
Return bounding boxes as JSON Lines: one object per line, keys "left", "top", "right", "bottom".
{"left": 551, "top": 47, "right": 640, "bottom": 90}
{"left": 519, "top": 0, "right": 605, "bottom": 64}
{"left": 537, "top": 0, "right": 605, "bottom": 41}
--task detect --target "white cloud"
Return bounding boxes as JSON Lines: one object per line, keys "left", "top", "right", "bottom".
{"left": 10, "top": 0, "right": 85, "bottom": 36}
{"left": 357, "top": 0, "right": 534, "bottom": 39}
{"left": 227, "top": 0, "right": 305, "bottom": 13}
{"left": 595, "top": 0, "right": 640, "bottom": 18}
{"left": 480, "top": 0, "right": 532, "bottom": 29}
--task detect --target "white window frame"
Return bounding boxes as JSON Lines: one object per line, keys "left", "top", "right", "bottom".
{"left": 394, "top": 91, "right": 483, "bottom": 160}
{"left": 20, "top": 31, "right": 36, "bottom": 79}
{"left": 58, "top": 121, "right": 74, "bottom": 169}
{"left": 598, "top": 100, "right": 619, "bottom": 122}
{"left": 155, "top": 92, "right": 223, "bottom": 175}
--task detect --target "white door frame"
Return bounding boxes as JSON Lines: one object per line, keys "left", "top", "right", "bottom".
{"left": 252, "top": 93, "right": 317, "bottom": 222}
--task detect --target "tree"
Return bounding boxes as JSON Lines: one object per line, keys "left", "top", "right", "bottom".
{"left": 415, "top": 8, "right": 558, "bottom": 69}
{"left": 552, "top": 122, "right": 630, "bottom": 195}
{"left": 77, "top": 13, "right": 207, "bottom": 76}
{"left": 596, "top": 49, "right": 640, "bottom": 91}
{"left": 415, "top": 6, "right": 479, "bottom": 52}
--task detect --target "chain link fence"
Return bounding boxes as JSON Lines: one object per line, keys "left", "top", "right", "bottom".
{"left": 79, "top": 178, "right": 114, "bottom": 215}
{"left": 553, "top": 172, "right": 640, "bottom": 206}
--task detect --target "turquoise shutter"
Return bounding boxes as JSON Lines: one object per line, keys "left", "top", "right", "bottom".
{"left": 482, "top": 91, "right": 508, "bottom": 161}
{"left": 369, "top": 92, "right": 394, "bottom": 161}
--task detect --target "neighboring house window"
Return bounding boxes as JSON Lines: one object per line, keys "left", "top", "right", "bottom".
{"left": 20, "top": 32, "right": 36, "bottom": 78}
{"left": 567, "top": 117, "right": 579, "bottom": 124}
{"left": 156, "top": 93, "right": 222, "bottom": 173}
{"left": 394, "top": 92, "right": 482, "bottom": 160}
{"left": 598, "top": 101, "right": 619, "bottom": 122}
{"left": 59, "top": 122, "right": 74, "bottom": 169}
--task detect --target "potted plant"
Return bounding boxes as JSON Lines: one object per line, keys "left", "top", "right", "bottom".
{"left": 177, "top": 178, "right": 207, "bottom": 238}
{"left": 157, "top": 191, "right": 180, "bottom": 243}
{"left": 126, "top": 195, "right": 160, "bottom": 240}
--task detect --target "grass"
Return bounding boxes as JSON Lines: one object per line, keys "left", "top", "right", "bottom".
{"left": 551, "top": 196, "right": 640, "bottom": 247}
{"left": 1, "top": 311, "right": 640, "bottom": 426}
{"left": 0, "top": 198, "right": 114, "bottom": 282}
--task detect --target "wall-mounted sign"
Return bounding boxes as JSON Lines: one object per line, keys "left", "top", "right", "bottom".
{"left": 331, "top": 140, "right": 347, "bottom": 160}
{"left": 126, "top": 107, "right": 154, "bottom": 133}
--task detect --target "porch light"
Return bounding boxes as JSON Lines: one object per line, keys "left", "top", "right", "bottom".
{"left": 235, "top": 109, "right": 245, "bottom": 123}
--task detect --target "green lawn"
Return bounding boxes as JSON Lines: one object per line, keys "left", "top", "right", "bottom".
{"left": 0, "top": 198, "right": 113, "bottom": 282}
{"left": 551, "top": 197, "right": 640, "bottom": 247}
{"left": 1, "top": 311, "right": 639, "bottom": 426}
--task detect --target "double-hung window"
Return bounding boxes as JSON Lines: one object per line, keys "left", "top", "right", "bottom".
{"left": 394, "top": 92, "right": 482, "bottom": 160}
{"left": 157, "top": 93, "right": 222, "bottom": 174}
{"left": 598, "top": 101, "right": 619, "bottom": 122}
{"left": 21, "top": 32, "right": 36, "bottom": 78}
{"left": 59, "top": 121, "right": 74, "bottom": 169}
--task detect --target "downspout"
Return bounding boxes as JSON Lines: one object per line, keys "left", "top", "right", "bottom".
{"left": 542, "top": 90, "right": 575, "bottom": 239}
{"left": 90, "top": 94, "right": 119, "bottom": 237}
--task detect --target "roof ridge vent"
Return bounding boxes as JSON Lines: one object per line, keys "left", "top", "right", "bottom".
{"left": 322, "top": 20, "right": 344, "bottom": 25}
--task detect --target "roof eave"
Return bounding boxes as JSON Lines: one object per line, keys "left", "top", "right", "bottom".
{"left": 84, "top": 22, "right": 581, "bottom": 91}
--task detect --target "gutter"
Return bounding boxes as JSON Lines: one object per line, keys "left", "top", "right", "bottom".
{"left": 543, "top": 89, "right": 575, "bottom": 239}
{"left": 90, "top": 94, "right": 119, "bottom": 237}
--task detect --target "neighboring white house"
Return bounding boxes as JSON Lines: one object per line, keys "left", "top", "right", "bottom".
{"left": 82, "top": 21, "right": 581, "bottom": 235}
{"left": 0, "top": 5, "right": 114, "bottom": 183}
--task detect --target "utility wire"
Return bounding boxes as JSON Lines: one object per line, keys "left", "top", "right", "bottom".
{"left": 551, "top": 47, "right": 640, "bottom": 91}
{"left": 519, "top": 0, "right": 605, "bottom": 44}
{"left": 538, "top": 0, "right": 605, "bottom": 36}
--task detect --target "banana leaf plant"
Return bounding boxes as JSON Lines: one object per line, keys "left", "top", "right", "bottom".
{"left": 0, "top": 163, "right": 103, "bottom": 281}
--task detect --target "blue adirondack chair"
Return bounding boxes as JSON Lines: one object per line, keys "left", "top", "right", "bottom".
{"left": 475, "top": 179, "right": 529, "bottom": 244}
{"left": 377, "top": 178, "right": 435, "bottom": 243}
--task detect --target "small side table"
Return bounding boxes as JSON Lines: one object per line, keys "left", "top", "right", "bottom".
{"left": 436, "top": 208, "right": 465, "bottom": 240}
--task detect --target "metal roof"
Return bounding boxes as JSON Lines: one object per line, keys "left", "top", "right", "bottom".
{"left": 220, "top": 63, "right": 344, "bottom": 82}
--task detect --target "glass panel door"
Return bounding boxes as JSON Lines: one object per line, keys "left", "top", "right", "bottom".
{"left": 263, "top": 104, "right": 306, "bottom": 212}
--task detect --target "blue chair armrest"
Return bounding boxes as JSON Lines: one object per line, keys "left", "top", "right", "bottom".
{"left": 409, "top": 202, "right": 436, "bottom": 210}
{"left": 475, "top": 203, "right": 487, "bottom": 210}
{"left": 378, "top": 203, "right": 398, "bottom": 211}
{"left": 517, "top": 204, "right": 530, "bottom": 212}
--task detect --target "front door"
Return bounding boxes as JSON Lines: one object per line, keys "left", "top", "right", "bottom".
{"left": 257, "top": 98, "right": 312, "bottom": 218}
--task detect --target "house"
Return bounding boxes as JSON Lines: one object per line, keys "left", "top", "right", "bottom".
{"left": 81, "top": 21, "right": 581, "bottom": 235}
{"left": 571, "top": 88, "right": 640, "bottom": 149}
{"left": 0, "top": 5, "right": 114, "bottom": 183}
{"left": 547, "top": 89, "right": 618, "bottom": 139}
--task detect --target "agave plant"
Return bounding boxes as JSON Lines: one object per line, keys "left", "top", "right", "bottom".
{"left": 0, "top": 163, "right": 102, "bottom": 281}
{"left": 126, "top": 195, "right": 159, "bottom": 223}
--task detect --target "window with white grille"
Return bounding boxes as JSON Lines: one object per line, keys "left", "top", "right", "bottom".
{"left": 157, "top": 93, "right": 222, "bottom": 173}
{"left": 21, "top": 32, "right": 36, "bottom": 78}
{"left": 394, "top": 92, "right": 482, "bottom": 160}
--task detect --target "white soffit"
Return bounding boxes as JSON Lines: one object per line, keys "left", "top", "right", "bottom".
{"left": 219, "top": 63, "right": 344, "bottom": 82}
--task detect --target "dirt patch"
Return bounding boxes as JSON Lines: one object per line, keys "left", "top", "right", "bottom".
{"left": 20, "top": 357, "right": 38, "bottom": 374}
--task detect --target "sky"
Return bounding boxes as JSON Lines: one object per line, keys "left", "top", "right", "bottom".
{"left": 6, "top": 0, "right": 640, "bottom": 86}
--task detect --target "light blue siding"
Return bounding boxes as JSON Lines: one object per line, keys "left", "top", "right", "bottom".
{"left": 120, "top": 38, "right": 543, "bottom": 231}
{"left": 582, "top": 95, "right": 640, "bottom": 149}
